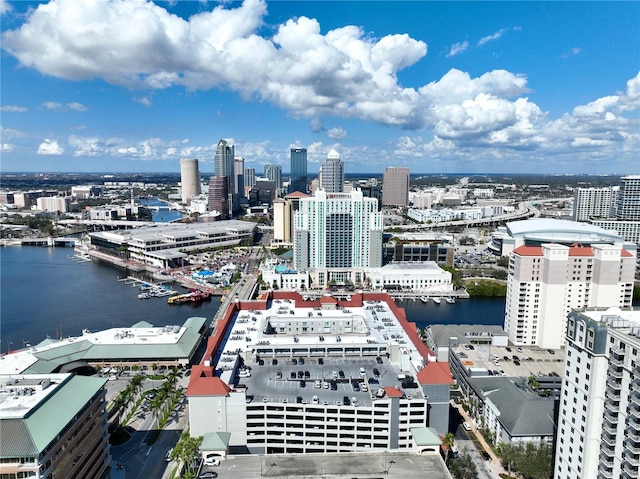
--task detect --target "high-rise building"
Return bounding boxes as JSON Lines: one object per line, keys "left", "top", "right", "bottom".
{"left": 382, "top": 167, "right": 410, "bottom": 207}
{"left": 264, "top": 164, "right": 283, "bottom": 192}
{"left": 290, "top": 148, "right": 308, "bottom": 194}
{"left": 504, "top": 243, "right": 635, "bottom": 349}
{"left": 572, "top": 186, "right": 619, "bottom": 221}
{"left": 318, "top": 149, "right": 344, "bottom": 193}
{"left": 234, "top": 157, "right": 245, "bottom": 199}
{"left": 180, "top": 158, "right": 201, "bottom": 205}
{"left": 244, "top": 167, "right": 256, "bottom": 188}
{"left": 555, "top": 307, "right": 640, "bottom": 479}
{"left": 0, "top": 373, "right": 111, "bottom": 479}
{"left": 214, "top": 140, "right": 236, "bottom": 214}
{"left": 273, "top": 198, "right": 293, "bottom": 244}
{"left": 294, "top": 189, "right": 383, "bottom": 285}
{"left": 208, "top": 176, "right": 229, "bottom": 218}
{"left": 617, "top": 175, "right": 640, "bottom": 221}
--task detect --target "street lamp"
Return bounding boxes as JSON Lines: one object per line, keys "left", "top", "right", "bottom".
{"left": 385, "top": 460, "right": 396, "bottom": 478}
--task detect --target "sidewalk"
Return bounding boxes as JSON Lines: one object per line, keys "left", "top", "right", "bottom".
{"left": 453, "top": 402, "right": 506, "bottom": 477}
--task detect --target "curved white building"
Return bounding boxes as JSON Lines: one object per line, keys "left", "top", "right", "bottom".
{"left": 180, "top": 158, "right": 201, "bottom": 205}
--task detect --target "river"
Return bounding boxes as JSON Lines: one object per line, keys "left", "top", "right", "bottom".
{"left": 0, "top": 246, "right": 506, "bottom": 354}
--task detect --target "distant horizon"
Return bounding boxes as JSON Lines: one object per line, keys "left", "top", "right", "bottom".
{"left": 0, "top": 171, "right": 632, "bottom": 178}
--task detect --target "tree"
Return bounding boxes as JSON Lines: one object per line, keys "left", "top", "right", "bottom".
{"left": 498, "top": 443, "right": 553, "bottom": 479}
{"left": 447, "top": 450, "right": 478, "bottom": 479}
{"left": 171, "top": 430, "right": 203, "bottom": 477}
{"left": 442, "top": 432, "right": 456, "bottom": 463}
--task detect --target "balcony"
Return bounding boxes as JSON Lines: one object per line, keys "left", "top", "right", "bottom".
{"left": 605, "top": 399, "right": 621, "bottom": 413}
{"left": 608, "top": 367, "right": 625, "bottom": 379}
{"left": 629, "top": 406, "right": 640, "bottom": 420}
{"left": 601, "top": 433, "right": 616, "bottom": 447}
{"left": 598, "top": 465, "right": 614, "bottom": 479}
{"left": 625, "top": 439, "right": 640, "bottom": 454}
{"left": 600, "top": 450, "right": 614, "bottom": 465}
{"left": 604, "top": 410, "right": 619, "bottom": 423}
{"left": 623, "top": 461, "right": 640, "bottom": 477}
{"left": 606, "top": 384, "right": 622, "bottom": 400}
{"left": 603, "top": 423, "right": 618, "bottom": 435}
{"left": 624, "top": 454, "right": 640, "bottom": 467}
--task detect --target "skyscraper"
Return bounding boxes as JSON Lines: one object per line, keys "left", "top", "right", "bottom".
{"left": 293, "top": 189, "right": 383, "bottom": 286}
{"left": 214, "top": 140, "right": 235, "bottom": 214}
{"left": 572, "top": 186, "right": 619, "bottom": 221}
{"left": 234, "top": 157, "right": 245, "bottom": 199}
{"left": 273, "top": 198, "right": 293, "bottom": 244}
{"left": 290, "top": 148, "right": 308, "bottom": 194}
{"left": 382, "top": 167, "right": 410, "bottom": 207}
{"left": 264, "top": 164, "right": 282, "bottom": 192}
{"left": 617, "top": 175, "right": 640, "bottom": 220}
{"left": 555, "top": 308, "right": 640, "bottom": 479}
{"left": 504, "top": 243, "right": 635, "bottom": 349}
{"left": 208, "top": 176, "right": 228, "bottom": 219}
{"left": 244, "top": 168, "right": 256, "bottom": 189}
{"left": 180, "top": 158, "right": 201, "bottom": 205}
{"left": 318, "top": 149, "right": 344, "bottom": 193}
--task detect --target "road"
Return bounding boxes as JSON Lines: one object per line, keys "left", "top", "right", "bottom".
{"left": 110, "top": 377, "right": 191, "bottom": 479}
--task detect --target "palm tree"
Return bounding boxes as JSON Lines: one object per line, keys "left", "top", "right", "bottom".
{"left": 443, "top": 432, "right": 456, "bottom": 463}
{"left": 149, "top": 394, "right": 164, "bottom": 429}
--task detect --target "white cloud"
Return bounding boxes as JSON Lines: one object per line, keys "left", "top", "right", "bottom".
{"left": 0, "top": 0, "right": 11, "bottom": 15}
{"left": 446, "top": 41, "right": 468, "bottom": 58}
{"left": 37, "top": 138, "right": 64, "bottom": 155}
{"left": 561, "top": 47, "right": 581, "bottom": 59}
{"left": 134, "top": 96, "right": 152, "bottom": 107}
{"left": 41, "top": 101, "right": 87, "bottom": 111}
{"left": 1, "top": 126, "right": 27, "bottom": 140}
{"left": 1, "top": 143, "right": 15, "bottom": 152}
{"left": 327, "top": 127, "right": 347, "bottom": 140}
{"left": 42, "top": 101, "right": 63, "bottom": 110}
{"left": 310, "top": 118, "right": 324, "bottom": 132}
{"left": 2, "top": 1, "right": 638, "bottom": 170}
{"left": 67, "top": 102, "right": 87, "bottom": 111}
{"left": 1, "top": 105, "right": 28, "bottom": 112}
{"left": 478, "top": 28, "right": 506, "bottom": 46}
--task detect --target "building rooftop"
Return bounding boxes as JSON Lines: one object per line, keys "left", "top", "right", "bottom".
{"left": 0, "top": 374, "right": 106, "bottom": 457}
{"left": 452, "top": 341, "right": 565, "bottom": 378}
{"left": 198, "top": 451, "right": 450, "bottom": 479}
{"left": 189, "top": 292, "right": 450, "bottom": 404}
{"left": 0, "top": 317, "right": 206, "bottom": 374}
{"left": 467, "top": 376, "right": 556, "bottom": 438}
{"left": 506, "top": 218, "right": 624, "bottom": 243}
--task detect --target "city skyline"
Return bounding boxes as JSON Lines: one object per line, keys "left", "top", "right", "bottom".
{"left": 1, "top": 0, "right": 639, "bottom": 174}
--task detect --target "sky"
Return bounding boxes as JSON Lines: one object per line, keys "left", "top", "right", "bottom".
{"left": 1, "top": 0, "right": 639, "bottom": 175}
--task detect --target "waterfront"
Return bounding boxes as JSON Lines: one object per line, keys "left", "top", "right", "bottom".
{"left": 1, "top": 246, "right": 220, "bottom": 353}
{"left": 0, "top": 246, "right": 506, "bottom": 354}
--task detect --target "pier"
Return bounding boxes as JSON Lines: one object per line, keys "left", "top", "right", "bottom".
{"left": 118, "top": 276, "right": 178, "bottom": 298}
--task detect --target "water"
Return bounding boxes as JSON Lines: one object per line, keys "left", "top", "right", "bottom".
{"left": 1, "top": 246, "right": 506, "bottom": 354}
{"left": 0, "top": 246, "right": 221, "bottom": 353}
{"left": 140, "top": 197, "right": 184, "bottom": 223}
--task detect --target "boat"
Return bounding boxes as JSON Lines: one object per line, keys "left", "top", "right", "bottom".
{"left": 445, "top": 297, "right": 456, "bottom": 304}
{"left": 420, "top": 296, "right": 429, "bottom": 303}
{"left": 138, "top": 292, "right": 151, "bottom": 300}
{"left": 432, "top": 297, "right": 441, "bottom": 304}
{"left": 168, "top": 290, "right": 211, "bottom": 305}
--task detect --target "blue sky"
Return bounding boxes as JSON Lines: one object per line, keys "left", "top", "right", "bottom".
{"left": 1, "top": 0, "right": 639, "bottom": 175}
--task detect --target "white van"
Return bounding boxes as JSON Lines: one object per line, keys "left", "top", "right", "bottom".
{"left": 359, "top": 367, "right": 366, "bottom": 377}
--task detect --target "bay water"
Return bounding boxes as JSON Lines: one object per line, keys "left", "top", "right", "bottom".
{"left": 0, "top": 246, "right": 505, "bottom": 354}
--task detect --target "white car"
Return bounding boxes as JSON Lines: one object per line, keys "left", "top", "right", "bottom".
{"left": 204, "top": 457, "right": 220, "bottom": 466}
{"left": 462, "top": 422, "right": 472, "bottom": 431}
{"left": 312, "top": 395, "right": 319, "bottom": 404}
